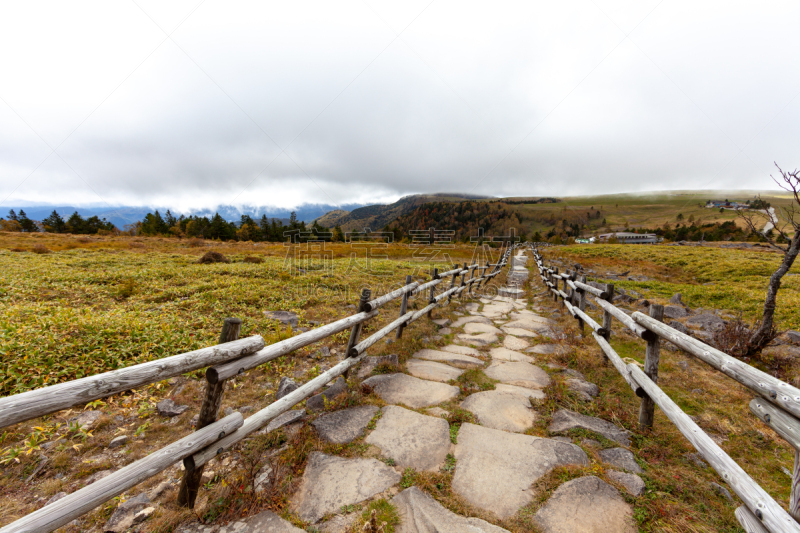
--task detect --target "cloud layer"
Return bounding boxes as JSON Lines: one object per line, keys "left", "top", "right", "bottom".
{"left": 1, "top": 0, "right": 798, "bottom": 210}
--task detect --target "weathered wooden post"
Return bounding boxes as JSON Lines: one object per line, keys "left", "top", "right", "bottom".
{"left": 552, "top": 267, "right": 559, "bottom": 302}
{"left": 396, "top": 275, "right": 412, "bottom": 339}
{"left": 602, "top": 283, "right": 615, "bottom": 341}
{"left": 448, "top": 264, "right": 459, "bottom": 303}
{"left": 178, "top": 317, "right": 241, "bottom": 508}
{"left": 458, "top": 263, "right": 468, "bottom": 300}
{"left": 577, "top": 274, "right": 587, "bottom": 337}
{"left": 427, "top": 268, "right": 438, "bottom": 318}
{"left": 639, "top": 304, "right": 664, "bottom": 428}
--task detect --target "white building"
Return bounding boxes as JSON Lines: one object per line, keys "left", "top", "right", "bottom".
{"left": 597, "top": 232, "right": 658, "bottom": 244}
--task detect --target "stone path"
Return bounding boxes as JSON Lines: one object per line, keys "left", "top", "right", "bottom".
{"left": 241, "top": 250, "right": 643, "bottom": 532}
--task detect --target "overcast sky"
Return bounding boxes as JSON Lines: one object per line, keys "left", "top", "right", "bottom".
{"left": 1, "top": 1, "right": 798, "bottom": 211}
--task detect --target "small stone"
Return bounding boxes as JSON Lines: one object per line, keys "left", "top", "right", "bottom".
{"left": 503, "top": 335, "right": 530, "bottom": 351}
{"left": 407, "top": 359, "right": 464, "bottom": 383}
{"left": 534, "top": 476, "right": 635, "bottom": 533}
{"left": 412, "top": 349, "right": 483, "bottom": 369}
{"left": 265, "top": 409, "right": 306, "bottom": 433}
{"left": 157, "top": 399, "right": 189, "bottom": 417}
{"left": 276, "top": 377, "right": 300, "bottom": 400}
{"left": 147, "top": 481, "right": 171, "bottom": 501}
{"left": 103, "top": 493, "right": 152, "bottom": 532}
{"left": 607, "top": 470, "right": 646, "bottom": 497}
{"left": 432, "top": 318, "right": 450, "bottom": 327}
{"left": 69, "top": 410, "right": 102, "bottom": 430}
{"left": 787, "top": 330, "right": 800, "bottom": 345}
{"left": 426, "top": 407, "right": 449, "bottom": 417}
{"left": 392, "top": 486, "right": 511, "bottom": 532}
{"left": 85, "top": 469, "right": 113, "bottom": 485}
{"left": 484, "top": 361, "right": 550, "bottom": 389}
{"left": 669, "top": 293, "right": 683, "bottom": 304}
{"left": 489, "top": 347, "right": 534, "bottom": 363}
{"left": 133, "top": 507, "right": 155, "bottom": 524}
{"left": 108, "top": 435, "right": 128, "bottom": 448}
{"left": 264, "top": 310, "right": 300, "bottom": 328}
{"left": 663, "top": 305, "right": 688, "bottom": 319}
{"left": 224, "top": 406, "right": 234, "bottom": 417}
{"left": 686, "top": 313, "right": 725, "bottom": 331}
{"left": 599, "top": 448, "right": 643, "bottom": 474}
{"left": 318, "top": 513, "right": 358, "bottom": 533}
{"left": 362, "top": 373, "right": 459, "bottom": 408}
{"left": 669, "top": 321, "right": 690, "bottom": 335}
{"left": 45, "top": 492, "right": 67, "bottom": 506}
{"left": 312, "top": 405, "right": 379, "bottom": 444}
{"left": 356, "top": 353, "right": 399, "bottom": 379}
{"left": 440, "top": 344, "right": 481, "bottom": 356}
{"left": 190, "top": 414, "right": 199, "bottom": 427}
{"left": 306, "top": 377, "right": 347, "bottom": 412}
{"left": 580, "top": 438, "right": 601, "bottom": 448}
{"left": 457, "top": 332, "right": 500, "bottom": 346}
{"left": 566, "top": 378, "right": 599, "bottom": 401}
{"left": 710, "top": 481, "right": 734, "bottom": 502}
{"left": 318, "top": 346, "right": 331, "bottom": 359}
{"left": 463, "top": 322, "right": 503, "bottom": 335}
{"left": 254, "top": 463, "right": 273, "bottom": 493}
{"left": 218, "top": 510, "right": 305, "bottom": 532}
{"left": 548, "top": 409, "right": 631, "bottom": 446}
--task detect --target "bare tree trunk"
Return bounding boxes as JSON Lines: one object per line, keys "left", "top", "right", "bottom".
{"left": 750, "top": 232, "right": 800, "bottom": 350}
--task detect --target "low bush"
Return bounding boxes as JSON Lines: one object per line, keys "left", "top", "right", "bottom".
{"left": 243, "top": 256, "right": 264, "bottom": 264}
{"left": 198, "top": 251, "right": 230, "bottom": 264}
{"left": 32, "top": 244, "right": 51, "bottom": 254}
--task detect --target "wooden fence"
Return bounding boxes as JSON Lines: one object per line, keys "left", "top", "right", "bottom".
{"left": 530, "top": 244, "right": 800, "bottom": 533}
{"left": 0, "top": 246, "right": 514, "bottom": 533}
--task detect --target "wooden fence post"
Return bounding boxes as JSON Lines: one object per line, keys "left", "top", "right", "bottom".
{"left": 427, "top": 268, "right": 438, "bottom": 318}
{"left": 639, "top": 304, "right": 664, "bottom": 428}
{"left": 792, "top": 449, "right": 800, "bottom": 522}
{"left": 577, "top": 274, "right": 587, "bottom": 337}
{"left": 552, "top": 267, "right": 559, "bottom": 302}
{"left": 448, "top": 264, "right": 459, "bottom": 303}
{"left": 396, "top": 275, "right": 412, "bottom": 339}
{"left": 458, "top": 263, "right": 468, "bottom": 300}
{"left": 343, "top": 288, "right": 372, "bottom": 379}
{"left": 177, "top": 317, "right": 241, "bottom": 508}
{"left": 602, "top": 283, "right": 615, "bottom": 341}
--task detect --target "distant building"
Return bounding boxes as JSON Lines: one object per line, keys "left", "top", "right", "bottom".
{"left": 706, "top": 200, "right": 749, "bottom": 210}
{"left": 597, "top": 232, "right": 658, "bottom": 244}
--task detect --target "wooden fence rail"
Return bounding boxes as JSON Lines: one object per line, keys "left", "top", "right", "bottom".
{"left": 0, "top": 245, "right": 514, "bottom": 533}
{"left": 530, "top": 244, "right": 800, "bottom": 533}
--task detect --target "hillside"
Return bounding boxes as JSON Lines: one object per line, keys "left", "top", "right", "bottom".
{"left": 313, "top": 193, "right": 492, "bottom": 231}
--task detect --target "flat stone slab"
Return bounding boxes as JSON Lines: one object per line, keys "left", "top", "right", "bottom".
{"left": 464, "top": 303, "right": 480, "bottom": 313}
{"left": 461, "top": 390, "right": 537, "bottom": 433}
{"left": 607, "top": 470, "right": 646, "bottom": 496}
{"left": 481, "top": 302, "right": 514, "bottom": 317}
{"left": 504, "top": 319, "right": 553, "bottom": 333}
{"left": 412, "top": 349, "right": 483, "bottom": 369}
{"left": 453, "top": 424, "right": 588, "bottom": 519}
{"left": 362, "top": 374, "right": 459, "bottom": 408}
{"left": 365, "top": 406, "right": 451, "bottom": 471}
{"left": 217, "top": 510, "right": 305, "bottom": 532}
{"left": 356, "top": 354, "right": 399, "bottom": 380}
{"left": 549, "top": 409, "right": 631, "bottom": 446}
{"left": 501, "top": 327, "right": 538, "bottom": 338}
{"left": 312, "top": 405, "right": 379, "bottom": 444}
{"left": 534, "top": 476, "right": 635, "bottom": 533}
{"left": 463, "top": 322, "right": 503, "bottom": 335}
{"left": 484, "top": 361, "right": 550, "bottom": 389}
{"left": 527, "top": 344, "right": 567, "bottom": 355}
{"left": 392, "top": 486, "right": 510, "bottom": 533}
{"left": 495, "top": 383, "right": 546, "bottom": 399}
{"left": 566, "top": 378, "right": 599, "bottom": 401}
{"left": 265, "top": 409, "right": 306, "bottom": 433}
{"left": 451, "top": 316, "right": 493, "bottom": 328}
{"left": 489, "top": 347, "right": 534, "bottom": 363}
{"left": 510, "top": 312, "right": 554, "bottom": 324}
{"left": 441, "top": 344, "right": 481, "bottom": 357}
{"left": 407, "top": 359, "right": 464, "bottom": 383}
{"left": 457, "top": 332, "right": 499, "bottom": 346}
{"left": 599, "top": 448, "right": 643, "bottom": 474}
{"left": 291, "top": 452, "right": 401, "bottom": 522}
{"left": 503, "top": 335, "right": 530, "bottom": 351}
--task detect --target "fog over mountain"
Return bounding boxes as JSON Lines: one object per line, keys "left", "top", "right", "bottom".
{"left": 1, "top": 1, "right": 798, "bottom": 211}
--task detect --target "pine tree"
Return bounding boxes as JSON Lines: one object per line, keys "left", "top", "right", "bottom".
{"left": 43, "top": 210, "right": 66, "bottom": 233}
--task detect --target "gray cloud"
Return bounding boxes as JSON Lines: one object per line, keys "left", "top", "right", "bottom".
{"left": 1, "top": 0, "right": 798, "bottom": 211}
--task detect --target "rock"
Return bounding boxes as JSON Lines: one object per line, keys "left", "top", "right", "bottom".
{"left": 290, "top": 452, "right": 401, "bottom": 522}
{"left": 710, "top": 481, "right": 734, "bottom": 502}
{"left": 412, "top": 349, "right": 483, "bottom": 369}
{"left": 104, "top": 493, "right": 152, "bottom": 532}
{"left": 534, "top": 476, "right": 635, "bottom": 533}
{"left": 668, "top": 320, "right": 690, "bottom": 335}
{"left": 607, "top": 470, "right": 646, "bottom": 497}
{"left": 365, "top": 406, "right": 450, "bottom": 471}
{"left": 133, "top": 507, "right": 155, "bottom": 524}
{"left": 69, "top": 410, "right": 102, "bottom": 430}
{"left": 763, "top": 345, "right": 800, "bottom": 359}
{"left": 426, "top": 407, "right": 449, "bottom": 417}
{"left": 217, "top": 510, "right": 305, "bottom": 532}
{"left": 566, "top": 378, "right": 599, "bottom": 401}
{"left": 495, "top": 383, "right": 546, "bottom": 398}
{"left": 147, "top": 481, "right": 171, "bottom": 501}
{"left": 787, "top": 331, "right": 800, "bottom": 345}
{"left": 265, "top": 409, "right": 306, "bottom": 433}
{"left": 548, "top": 409, "right": 631, "bottom": 446}
{"left": 527, "top": 344, "right": 567, "bottom": 355}
{"left": 254, "top": 463, "right": 273, "bottom": 493}
{"left": 318, "top": 513, "right": 358, "bottom": 533}
{"left": 276, "top": 377, "right": 300, "bottom": 400}
{"left": 503, "top": 319, "right": 553, "bottom": 333}
{"left": 407, "top": 359, "right": 464, "bottom": 383}
{"left": 503, "top": 335, "right": 530, "bottom": 351}
{"left": 264, "top": 310, "right": 300, "bottom": 328}
{"left": 501, "top": 327, "right": 539, "bottom": 338}
{"left": 85, "top": 470, "right": 114, "bottom": 485}
{"left": 306, "top": 377, "right": 347, "bottom": 411}
{"left": 686, "top": 313, "right": 725, "bottom": 331}
{"left": 509, "top": 312, "right": 554, "bottom": 324}
{"left": 580, "top": 438, "right": 601, "bottom": 448}
{"left": 440, "top": 344, "right": 481, "bottom": 356}
{"left": 464, "top": 303, "right": 480, "bottom": 313}
{"left": 312, "top": 405, "right": 379, "bottom": 444}
{"left": 362, "top": 373, "right": 459, "bottom": 408}
{"left": 598, "top": 448, "right": 643, "bottom": 474}
{"left": 562, "top": 368, "right": 586, "bottom": 380}
{"left": 108, "top": 435, "right": 128, "bottom": 448}
{"left": 663, "top": 305, "right": 688, "bottom": 319}
{"left": 453, "top": 423, "right": 588, "bottom": 519}
{"left": 356, "top": 354, "right": 399, "bottom": 379}
{"left": 45, "top": 492, "right": 67, "bottom": 506}
{"left": 463, "top": 321, "right": 503, "bottom": 335}
{"left": 489, "top": 347, "right": 534, "bottom": 363}
{"left": 392, "top": 486, "right": 511, "bottom": 533}
{"left": 670, "top": 293, "right": 683, "bottom": 304}
{"left": 457, "top": 332, "right": 500, "bottom": 346}
{"left": 484, "top": 361, "right": 550, "bottom": 389}
{"left": 432, "top": 318, "right": 451, "bottom": 327}
{"left": 461, "top": 390, "right": 537, "bottom": 433}
{"left": 439, "top": 327, "right": 452, "bottom": 335}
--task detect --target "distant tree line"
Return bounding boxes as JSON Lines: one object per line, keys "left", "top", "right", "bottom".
{"left": 0, "top": 209, "right": 116, "bottom": 234}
